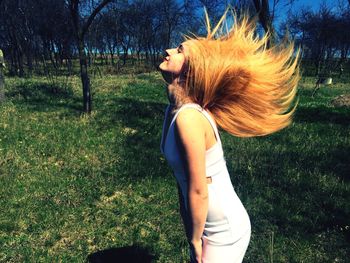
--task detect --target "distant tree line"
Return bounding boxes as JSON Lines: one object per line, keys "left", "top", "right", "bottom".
{"left": 1, "top": 0, "right": 349, "bottom": 111}
{"left": 0, "top": 0, "right": 305, "bottom": 76}
{"left": 0, "top": 0, "right": 232, "bottom": 77}
{"left": 1, "top": 0, "right": 349, "bottom": 77}
{"left": 287, "top": 2, "right": 350, "bottom": 77}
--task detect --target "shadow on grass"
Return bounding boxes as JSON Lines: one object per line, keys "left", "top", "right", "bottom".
{"left": 87, "top": 245, "right": 155, "bottom": 263}
{"left": 228, "top": 127, "right": 349, "bottom": 241}
{"left": 6, "top": 81, "right": 82, "bottom": 114}
{"left": 242, "top": 144, "right": 350, "bottom": 238}
{"left": 94, "top": 97, "right": 169, "bottom": 180}
{"left": 295, "top": 105, "right": 350, "bottom": 125}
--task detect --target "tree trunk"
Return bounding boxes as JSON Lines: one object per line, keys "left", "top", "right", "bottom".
{"left": 27, "top": 51, "right": 33, "bottom": 75}
{"left": 122, "top": 46, "right": 127, "bottom": 65}
{"left": 0, "top": 70, "right": 4, "bottom": 102}
{"left": 69, "top": 0, "right": 112, "bottom": 114}
{"left": 0, "top": 50, "right": 5, "bottom": 103}
{"left": 109, "top": 47, "right": 114, "bottom": 65}
{"left": 17, "top": 49, "right": 24, "bottom": 77}
{"left": 252, "top": 0, "right": 276, "bottom": 47}
{"left": 66, "top": 57, "right": 73, "bottom": 75}
{"left": 88, "top": 49, "right": 92, "bottom": 66}
{"left": 77, "top": 39, "right": 92, "bottom": 113}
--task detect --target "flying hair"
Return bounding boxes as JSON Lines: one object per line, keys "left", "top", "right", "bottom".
{"left": 181, "top": 9, "right": 300, "bottom": 137}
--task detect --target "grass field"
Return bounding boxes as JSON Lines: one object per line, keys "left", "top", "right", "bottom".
{"left": 0, "top": 72, "right": 349, "bottom": 262}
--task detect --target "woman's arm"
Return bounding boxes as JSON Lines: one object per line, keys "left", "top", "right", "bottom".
{"left": 175, "top": 109, "right": 208, "bottom": 246}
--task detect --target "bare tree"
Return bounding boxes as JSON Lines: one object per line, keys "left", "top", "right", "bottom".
{"left": 0, "top": 49, "right": 5, "bottom": 102}
{"left": 288, "top": 5, "right": 343, "bottom": 76}
{"left": 68, "top": 0, "right": 112, "bottom": 113}
{"left": 252, "top": 0, "right": 276, "bottom": 45}
{"left": 0, "top": 0, "right": 27, "bottom": 76}
{"left": 252, "top": 0, "right": 297, "bottom": 46}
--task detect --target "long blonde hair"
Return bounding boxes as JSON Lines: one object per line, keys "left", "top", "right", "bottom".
{"left": 182, "top": 10, "right": 300, "bottom": 137}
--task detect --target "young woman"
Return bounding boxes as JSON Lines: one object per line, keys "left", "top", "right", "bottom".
{"left": 159, "top": 12, "right": 299, "bottom": 263}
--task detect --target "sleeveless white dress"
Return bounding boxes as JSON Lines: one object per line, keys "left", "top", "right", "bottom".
{"left": 161, "top": 103, "right": 251, "bottom": 263}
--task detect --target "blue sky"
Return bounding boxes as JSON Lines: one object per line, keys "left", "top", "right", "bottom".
{"left": 272, "top": 0, "right": 346, "bottom": 25}
{"left": 291, "top": 0, "right": 333, "bottom": 11}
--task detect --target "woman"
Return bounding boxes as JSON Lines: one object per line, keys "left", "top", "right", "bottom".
{"left": 159, "top": 11, "right": 299, "bottom": 263}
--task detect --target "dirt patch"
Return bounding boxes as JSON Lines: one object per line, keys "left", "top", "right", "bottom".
{"left": 331, "top": 94, "right": 350, "bottom": 107}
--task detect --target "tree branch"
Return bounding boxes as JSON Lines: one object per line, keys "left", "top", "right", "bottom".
{"left": 252, "top": 0, "right": 275, "bottom": 46}
{"left": 81, "top": 0, "right": 112, "bottom": 37}
{"left": 252, "top": 0, "right": 261, "bottom": 13}
{"left": 69, "top": 0, "right": 80, "bottom": 37}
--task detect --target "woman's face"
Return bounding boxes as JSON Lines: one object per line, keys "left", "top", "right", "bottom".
{"left": 159, "top": 44, "right": 187, "bottom": 77}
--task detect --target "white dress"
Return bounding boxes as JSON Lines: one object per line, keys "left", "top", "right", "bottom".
{"left": 161, "top": 103, "right": 251, "bottom": 263}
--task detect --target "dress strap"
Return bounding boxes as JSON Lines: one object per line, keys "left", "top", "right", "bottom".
{"left": 169, "top": 103, "right": 201, "bottom": 127}
{"left": 201, "top": 109, "right": 222, "bottom": 145}
{"left": 171, "top": 103, "right": 221, "bottom": 145}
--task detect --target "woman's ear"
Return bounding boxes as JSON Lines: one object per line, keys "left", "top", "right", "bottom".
{"left": 178, "top": 63, "right": 189, "bottom": 83}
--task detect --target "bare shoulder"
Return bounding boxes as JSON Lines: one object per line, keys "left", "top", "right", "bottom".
{"left": 175, "top": 108, "right": 206, "bottom": 130}
{"left": 175, "top": 108, "right": 206, "bottom": 151}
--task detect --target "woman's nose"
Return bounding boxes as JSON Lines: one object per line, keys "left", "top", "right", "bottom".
{"left": 166, "top": 48, "right": 177, "bottom": 55}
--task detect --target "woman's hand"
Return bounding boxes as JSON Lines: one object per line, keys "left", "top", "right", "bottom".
{"left": 191, "top": 239, "right": 203, "bottom": 262}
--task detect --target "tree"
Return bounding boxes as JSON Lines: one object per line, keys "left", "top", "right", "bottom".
{"left": 0, "top": 0, "right": 74, "bottom": 76}
{"left": 0, "top": 49, "right": 5, "bottom": 102}
{"left": 287, "top": 4, "right": 349, "bottom": 77}
{"left": 0, "top": 0, "right": 28, "bottom": 76}
{"left": 68, "top": 0, "right": 112, "bottom": 114}
{"left": 252, "top": 0, "right": 276, "bottom": 45}
{"left": 252, "top": 0, "right": 297, "bottom": 46}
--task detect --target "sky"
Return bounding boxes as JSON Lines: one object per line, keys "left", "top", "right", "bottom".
{"left": 291, "top": 0, "right": 334, "bottom": 11}
{"left": 272, "top": 0, "right": 347, "bottom": 26}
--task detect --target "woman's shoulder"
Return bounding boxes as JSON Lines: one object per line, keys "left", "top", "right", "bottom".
{"left": 175, "top": 106, "right": 207, "bottom": 130}
{"left": 175, "top": 107, "right": 207, "bottom": 149}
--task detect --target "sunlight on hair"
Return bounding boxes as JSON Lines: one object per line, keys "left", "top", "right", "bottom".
{"left": 182, "top": 8, "right": 300, "bottom": 137}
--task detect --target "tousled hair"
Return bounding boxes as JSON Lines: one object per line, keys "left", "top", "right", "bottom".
{"left": 182, "top": 10, "right": 300, "bottom": 137}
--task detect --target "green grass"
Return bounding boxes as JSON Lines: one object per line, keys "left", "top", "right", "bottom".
{"left": 0, "top": 73, "right": 349, "bottom": 262}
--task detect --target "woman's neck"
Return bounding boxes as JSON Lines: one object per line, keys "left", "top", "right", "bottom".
{"left": 167, "top": 82, "right": 192, "bottom": 109}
